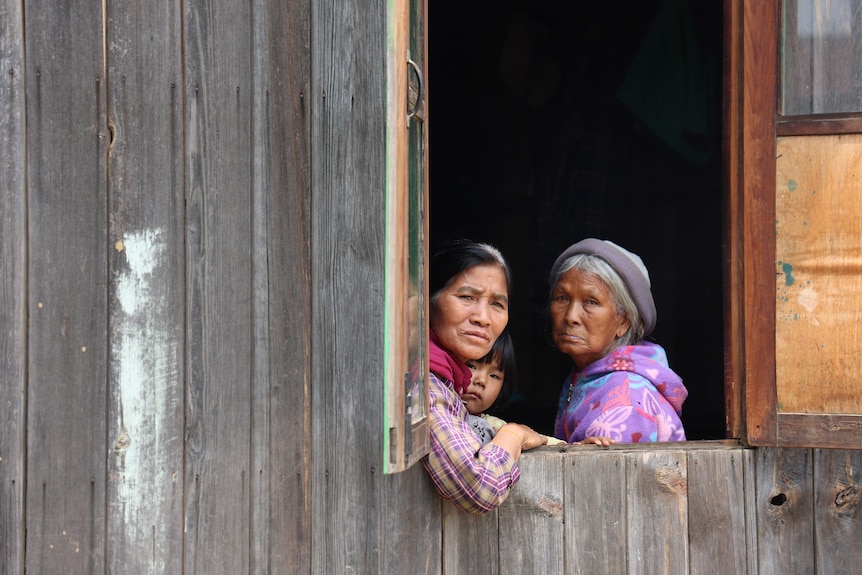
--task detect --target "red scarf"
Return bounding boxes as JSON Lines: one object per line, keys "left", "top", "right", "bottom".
{"left": 429, "top": 331, "right": 472, "bottom": 395}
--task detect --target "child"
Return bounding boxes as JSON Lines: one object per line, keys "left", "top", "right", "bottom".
{"left": 463, "top": 331, "right": 612, "bottom": 447}
{"left": 462, "top": 332, "right": 567, "bottom": 446}
{"left": 462, "top": 331, "right": 515, "bottom": 445}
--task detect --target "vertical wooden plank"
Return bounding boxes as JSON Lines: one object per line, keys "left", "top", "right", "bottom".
{"left": 0, "top": 0, "right": 26, "bottom": 571}
{"left": 249, "top": 0, "right": 312, "bottom": 574}
{"left": 741, "top": 0, "right": 778, "bottom": 445}
{"left": 183, "top": 0, "right": 254, "bottom": 572}
{"left": 384, "top": 470, "right": 441, "bottom": 575}
{"left": 441, "top": 496, "right": 497, "bottom": 575}
{"left": 310, "top": 0, "right": 387, "bottom": 573}
{"left": 813, "top": 449, "right": 862, "bottom": 575}
{"left": 498, "top": 452, "right": 565, "bottom": 574}
{"left": 742, "top": 448, "right": 758, "bottom": 575}
{"left": 755, "top": 447, "right": 814, "bottom": 575}
{"left": 24, "top": 0, "right": 109, "bottom": 572}
{"left": 565, "top": 450, "right": 627, "bottom": 575}
{"left": 627, "top": 451, "right": 689, "bottom": 575}
{"left": 723, "top": 0, "right": 744, "bottom": 440}
{"left": 687, "top": 449, "right": 749, "bottom": 575}
{"left": 104, "top": 1, "right": 185, "bottom": 572}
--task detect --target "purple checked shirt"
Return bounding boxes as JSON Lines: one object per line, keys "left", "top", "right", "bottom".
{"left": 422, "top": 372, "right": 520, "bottom": 514}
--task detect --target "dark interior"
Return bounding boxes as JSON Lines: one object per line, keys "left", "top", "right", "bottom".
{"left": 429, "top": 0, "right": 726, "bottom": 439}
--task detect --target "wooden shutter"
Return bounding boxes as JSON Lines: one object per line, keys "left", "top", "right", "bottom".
{"left": 384, "top": 0, "right": 429, "bottom": 473}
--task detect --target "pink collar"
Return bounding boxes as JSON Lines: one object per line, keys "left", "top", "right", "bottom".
{"left": 428, "top": 331, "right": 472, "bottom": 395}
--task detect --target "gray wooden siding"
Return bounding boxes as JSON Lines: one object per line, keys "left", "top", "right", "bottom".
{"left": 3, "top": 2, "right": 862, "bottom": 575}
{"left": 439, "top": 443, "right": 861, "bottom": 575}
{"left": 2, "top": 0, "right": 312, "bottom": 572}
{"left": 1, "top": 0, "right": 26, "bottom": 572}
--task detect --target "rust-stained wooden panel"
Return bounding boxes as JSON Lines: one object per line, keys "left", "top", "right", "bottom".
{"left": 756, "top": 447, "right": 814, "bottom": 575}
{"left": 105, "top": 2, "right": 185, "bottom": 572}
{"left": 565, "top": 450, "right": 627, "bottom": 574}
{"left": 776, "top": 135, "right": 862, "bottom": 416}
{"left": 627, "top": 451, "right": 689, "bottom": 575}
{"left": 0, "top": 0, "right": 26, "bottom": 570}
{"left": 498, "top": 452, "right": 565, "bottom": 574}
{"left": 183, "top": 0, "right": 255, "bottom": 571}
{"left": 813, "top": 449, "right": 862, "bottom": 575}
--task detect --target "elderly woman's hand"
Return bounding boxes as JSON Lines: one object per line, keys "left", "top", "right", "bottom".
{"left": 573, "top": 435, "right": 616, "bottom": 446}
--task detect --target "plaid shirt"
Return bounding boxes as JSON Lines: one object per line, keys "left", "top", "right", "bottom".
{"left": 422, "top": 372, "right": 520, "bottom": 514}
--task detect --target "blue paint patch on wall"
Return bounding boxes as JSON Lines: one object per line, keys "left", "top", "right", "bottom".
{"left": 779, "top": 261, "right": 795, "bottom": 286}
{"left": 787, "top": 179, "right": 798, "bottom": 191}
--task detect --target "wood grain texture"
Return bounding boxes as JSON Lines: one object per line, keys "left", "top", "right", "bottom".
{"left": 498, "top": 452, "right": 565, "bottom": 574}
{"left": 723, "top": 0, "right": 744, "bottom": 440}
{"left": 741, "top": 0, "right": 778, "bottom": 445}
{"left": 742, "top": 447, "right": 759, "bottom": 575}
{"left": 687, "top": 449, "right": 750, "bottom": 575}
{"left": 778, "top": 413, "right": 862, "bottom": 448}
{"left": 105, "top": 1, "right": 185, "bottom": 572}
{"left": 0, "top": 0, "right": 26, "bottom": 571}
{"left": 23, "top": 0, "right": 109, "bottom": 571}
{"left": 442, "top": 495, "right": 498, "bottom": 575}
{"left": 813, "top": 449, "right": 862, "bottom": 575}
{"left": 183, "top": 0, "right": 255, "bottom": 571}
{"left": 626, "top": 451, "right": 689, "bottom": 575}
{"left": 778, "top": 114, "right": 862, "bottom": 136}
{"left": 385, "top": 467, "right": 442, "bottom": 575}
{"left": 775, "top": 135, "right": 862, "bottom": 416}
{"left": 565, "top": 451, "right": 627, "bottom": 575}
{"left": 249, "top": 0, "right": 312, "bottom": 573}
{"left": 755, "top": 447, "right": 814, "bottom": 575}
{"left": 310, "top": 1, "right": 388, "bottom": 573}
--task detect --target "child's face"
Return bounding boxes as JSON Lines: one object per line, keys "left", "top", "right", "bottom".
{"left": 462, "top": 355, "right": 505, "bottom": 415}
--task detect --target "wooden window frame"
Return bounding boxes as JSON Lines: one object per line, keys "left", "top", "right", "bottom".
{"left": 736, "top": 0, "right": 862, "bottom": 448}
{"left": 386, "top": 0, "right": 862, "bottom": 465}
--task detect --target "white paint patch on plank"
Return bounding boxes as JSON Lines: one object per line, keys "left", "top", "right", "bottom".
{"left": 112, "top": 227, "right": 181, "bottom": 571}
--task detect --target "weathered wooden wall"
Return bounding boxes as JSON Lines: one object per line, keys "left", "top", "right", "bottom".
{"left": 446, "top": 443, "right": 861, "bottom": 575}
{"left": 3, "top": 1, "right": 862, "bottom": 575}
{"left": 2, "top": 0, "right": 315, "bottom": 572}
{"left": 1, "top": 0, "right": 26, "bottom": 572}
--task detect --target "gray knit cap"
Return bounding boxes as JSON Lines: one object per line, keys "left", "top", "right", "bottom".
{"left": 549, "top": 238, "right": 656, "bottom": 336}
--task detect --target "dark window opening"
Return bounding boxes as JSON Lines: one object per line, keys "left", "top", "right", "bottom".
{"left": 430, "top": 0, "right": 726, "bottom": 440}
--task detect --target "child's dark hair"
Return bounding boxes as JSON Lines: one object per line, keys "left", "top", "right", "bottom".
{"left": 478, "top": 330, "right": 516, "bottom": 414}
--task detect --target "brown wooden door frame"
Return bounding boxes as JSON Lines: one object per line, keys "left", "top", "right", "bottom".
{"left": 730, "top": 0, "right": 780, "bottom": 445}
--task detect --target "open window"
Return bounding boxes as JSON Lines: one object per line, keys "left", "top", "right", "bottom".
{"left": 430, "top": 2, "right": 726, "bottom": 441}
{"left": 386, "top": 0, "right": 862, "bottom": 470}
{"left": 384, "top": 0, "right": 429, "bottom": 473}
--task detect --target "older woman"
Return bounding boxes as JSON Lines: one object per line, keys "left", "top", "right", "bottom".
{"left": 422, "top": 239, "right": 547, "bottom": 514}
{"left": 549, "top": 238, "right": 688, "bottom": 443}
